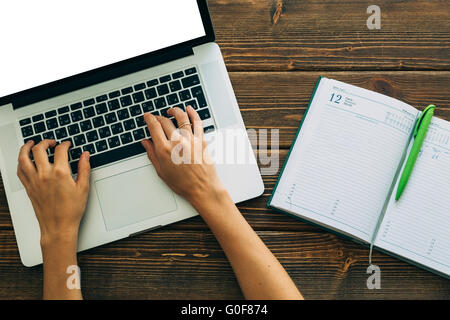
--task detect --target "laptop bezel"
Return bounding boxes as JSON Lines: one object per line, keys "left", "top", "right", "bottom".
{"left": 0, "top": 0, "right": 215, "bottom": 109}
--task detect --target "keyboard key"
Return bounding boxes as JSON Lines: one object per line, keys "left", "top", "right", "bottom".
{"left": 43, "top": 131, "right": 55, "bottom": 140}
{"left": 145, "top": 127, "right": 150, "bottom": 137}
{"left": 130, "top": 105, "right": 142, "bottom": 116}
{"left": 111, "top": 123, "right": 124, "bottom": 135}
{"left": 46, "top": 118, "right": 59, "bottom": 130}
{"left": 151, "top": 111, "right": 159, "bottom": 116}
{"left": 132, "top": 91, "right": 145, "bottom": 104}
{"left": 182, "top": 75, "right": 200, "bottom": 88}
{"left": 155, "top": 97, "right": 167, "bottom": 109}
{"left": 145, "top": 88, "right": 157, "bottom": 100}
{"left": 83, "top": 98, "right": 95, "bottom": 106}
{"left": 108, "top": 99, "right": 121, "bottom": 111}
{"left": 132, "top": 128, "right": 145, "bottom": 141}
{"left": 185, "top": 67, "right": 197, "bottom": 75}
{"left": 123, "top": 119, "right": 136, "bottom": 131}
{"left": 117, "top": 109, "right": 130, "bottom": 120}
{"left": 86, "top": 130, "right": 99, "bottom": 142}
{"left": 120, "top": 95, "right": 133, "bottom": 107}
{"left": 83, "top": 144, "right": 96, "bottom": 155}
{"left": 70, "top": 141, "right": 146, "bottom": 174}
{"left": 92, "top": 116, "right": 105, "bottom": 128}
{"left": 80, "top": 120, "right": 93, "bottom": 132}
{"left": 146, "top": 79, "right": 158, "bottom": 87}
{"left": 68, "top": 124, "right": 80, "bottom": 136}
{"left": 191, "top": 86, "right": 204, "bottom": 98}
{"left": 71, "top": 110, "right": 83, "bottom": 122}
{"left": 107, "top": 136, "right": 121, "bottom": 148}
{"left": 121, "top": 87, "right": 133, "bottom": 95}
{"left": 98, "top": 127, "right": 111, "bottom": 139}
{"left": 142, "top": 101, "right": 154, "bottom": 112}
{"left": 55, "top": 127, "right": 68, "bottom": 139}
{"left": 105, "top": 112, "right": 118, "bottom": 124}
{"left": 32, "top": 114, "right": 44, "bottom": 122}
{"left": 73, "top": 134, "right": 86, "bottom": 146}
{"left": 70, "top": 148, "right": 83, "bottom": 161}
{"left": 169, "top": 80, "right": 182, "bottom": 92}
{"left": 159, "top": 75, "right": 171, "bottom": 83}
{"left": 134, "top": 83, "right": 146, "bottom": 91}
{"left": 95, "top": 103, "right": 108, "bottom": 115}
{"left": 96, "top": 95, "right": 108, "bottom": 103}
{"left": 34, "top": 122, "right": 46, "bottom": 134}
{"left": 59, "top": 114, "right": 71, "bottom": 126}
{"left": 83, "top": 106, "right": 96, "bottom": 118}
{"left": 196, "top": 94, "right": 208, "bottom": 108}
{"left": 45, "top": 110, "right": 57, "bottom": 118}
{"left": 167, "top": 93, "right": 179, "bottom": 105}
{"left": 160, "top": 108, "right": 170, "bottom": 118}
{"left": 136, "top": 115, "right": 146, "bottom": 127}
{"left": 21, "top": 125, "right": 33, "bottom": 137}
{"left": 157, "top": 84, "right": 169, "bottom": 96}
{"left": 70, "top": 102, "right": 83, "bottom": 111}
{"left": 120, "top": 132, "right": 133, "bottom": 144}
{"left": 198, "top": 109, "right": 211, "bottom": 120}
{"left": 20, "top": 118, "right": 31, "bottom": 126}
{"left": 58, "top": 106, "right": 70, "bottom": 114}
{"left": 179, "top": 90, "right": 191, "bottom": 101}
{"left": 108, "top": 90, "right": 121, "bottom": 99}
{"left": 95, "top": 140, "right": 108, "bottom": 152}
{"left": 204, "top": 125, "right": 215, "bottom": 134}
{"left": 24, "top": 135, "right": 42, "bottom": 145}
{"left": 49, "top": 155, "right": 54, "bottom": 163}
{"left": 172, "top": 71, "right": 184, "bottom": 79}
{"left": 185, "top": 99, "right": 198, "bottom": 110}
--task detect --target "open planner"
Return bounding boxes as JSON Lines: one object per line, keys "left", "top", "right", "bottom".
{"left": 268, "top": 77, "right": 450, "bottom": 278}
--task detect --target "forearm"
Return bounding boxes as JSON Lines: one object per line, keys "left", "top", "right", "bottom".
{"left": 41, "top": 235, "right": 82, "bottom": 300}
{"left": 191, "top": 190, "right": 303, "bottom": 300}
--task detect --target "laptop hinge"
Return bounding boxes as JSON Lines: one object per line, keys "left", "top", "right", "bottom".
{"left": 11, "top": 46, "right": 194, "bottom": 110}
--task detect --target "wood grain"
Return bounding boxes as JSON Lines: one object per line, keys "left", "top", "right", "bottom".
{"left": 208, "top": 0, "right": 450, "bottom": 71}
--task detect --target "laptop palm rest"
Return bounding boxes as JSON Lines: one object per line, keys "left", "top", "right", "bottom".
{"left": 94, "top": 164, "right": 178, "bottom": 231}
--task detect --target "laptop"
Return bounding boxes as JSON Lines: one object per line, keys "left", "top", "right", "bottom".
{"left": 0, "top": 0, "right": 264, "bottom": 267}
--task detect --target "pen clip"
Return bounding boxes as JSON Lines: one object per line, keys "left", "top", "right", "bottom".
{"left": 413, "top": 105, "right": 436, "bottom": 137}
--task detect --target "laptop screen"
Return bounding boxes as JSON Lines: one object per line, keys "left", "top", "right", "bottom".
{"left": 0, "top": 0, "right": 206, "bottom": 100}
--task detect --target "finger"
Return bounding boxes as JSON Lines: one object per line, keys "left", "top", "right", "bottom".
{"left": 156, "top": 116, "right": 180, "bottom": 141}
{"left": 54, "top": 141, "right": 72, "bottom": 169}
{"left": 76, "top": 152, "right": 91, "bottom": 192}
{"left": 186, "top": 105, "right": 204, "bottom": 139}
{"left": 141, "top": 139, "right": 161, "bottom": 173}
{"left": 168, "top": 107, "right": 192, "bottom": 134}
{"left": 31, "top": 140, "right": 57, "bottom": 171}
{"left": 17, "top": 140, "right": 36, "bottom": 181}
{"left": 144, "top": 113, "right": 168, "bottom": 145}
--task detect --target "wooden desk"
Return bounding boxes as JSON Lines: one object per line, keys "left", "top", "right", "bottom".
{"left": 1, "top": 0, "right": 449, "bottom": 299}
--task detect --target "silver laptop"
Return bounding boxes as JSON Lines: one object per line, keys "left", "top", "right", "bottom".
{"left": 0, "top": 0, "right": 264, "bottom": 266}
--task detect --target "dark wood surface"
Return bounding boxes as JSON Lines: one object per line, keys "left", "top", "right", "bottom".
{"left": 1, "top": 0, "right": 449, "bottom": 299}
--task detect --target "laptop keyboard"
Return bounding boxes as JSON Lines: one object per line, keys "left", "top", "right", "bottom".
{"left": 19, "top": 66, "right": 216, "bottom": 174}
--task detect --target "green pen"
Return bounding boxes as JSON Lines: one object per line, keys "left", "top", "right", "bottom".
{"left": 395, "top": 105, "right": 436, "bottom": 201}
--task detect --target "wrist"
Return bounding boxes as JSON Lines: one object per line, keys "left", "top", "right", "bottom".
{"left": 188, "top": 184, "right": 234, "bottom": 217}
{"left": 40, "top": 230, "right": 79, "bottom": 252}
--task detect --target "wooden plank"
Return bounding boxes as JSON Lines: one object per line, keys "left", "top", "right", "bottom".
{"left": 0, "top": 229, "right": 449, "bottom": 299}
{"left": 209, "top": 0, "right": 450, "bottom": 71}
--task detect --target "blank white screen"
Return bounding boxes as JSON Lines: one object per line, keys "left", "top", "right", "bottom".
{"left": 0, "top": 0, "right": 206, "bottom": 98}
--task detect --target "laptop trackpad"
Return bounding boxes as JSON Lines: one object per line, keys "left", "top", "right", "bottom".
{"left": 95, "top": 165, "right": 177, "bottom": 231}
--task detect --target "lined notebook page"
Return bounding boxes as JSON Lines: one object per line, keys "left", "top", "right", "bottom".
{"left": 270, "top": 78, "right": 418, "bottom": 242}
{"left": 375, "top": 117, "right": 450, "bottom": 276}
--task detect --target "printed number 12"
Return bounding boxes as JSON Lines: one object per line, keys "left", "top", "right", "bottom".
{"left": 330, "top": 93, "right": 342, "bottom": 104}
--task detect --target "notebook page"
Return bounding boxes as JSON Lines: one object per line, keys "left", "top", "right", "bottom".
{"left": 270, "top": 78, "right": 418, "bottom": 242}
{"left": 375, "top": 117, "right": 450, "bottom": 276}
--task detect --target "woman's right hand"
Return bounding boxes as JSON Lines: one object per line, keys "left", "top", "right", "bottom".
{"left": 141, "top": 106, "right": 226, "bottom": 210}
